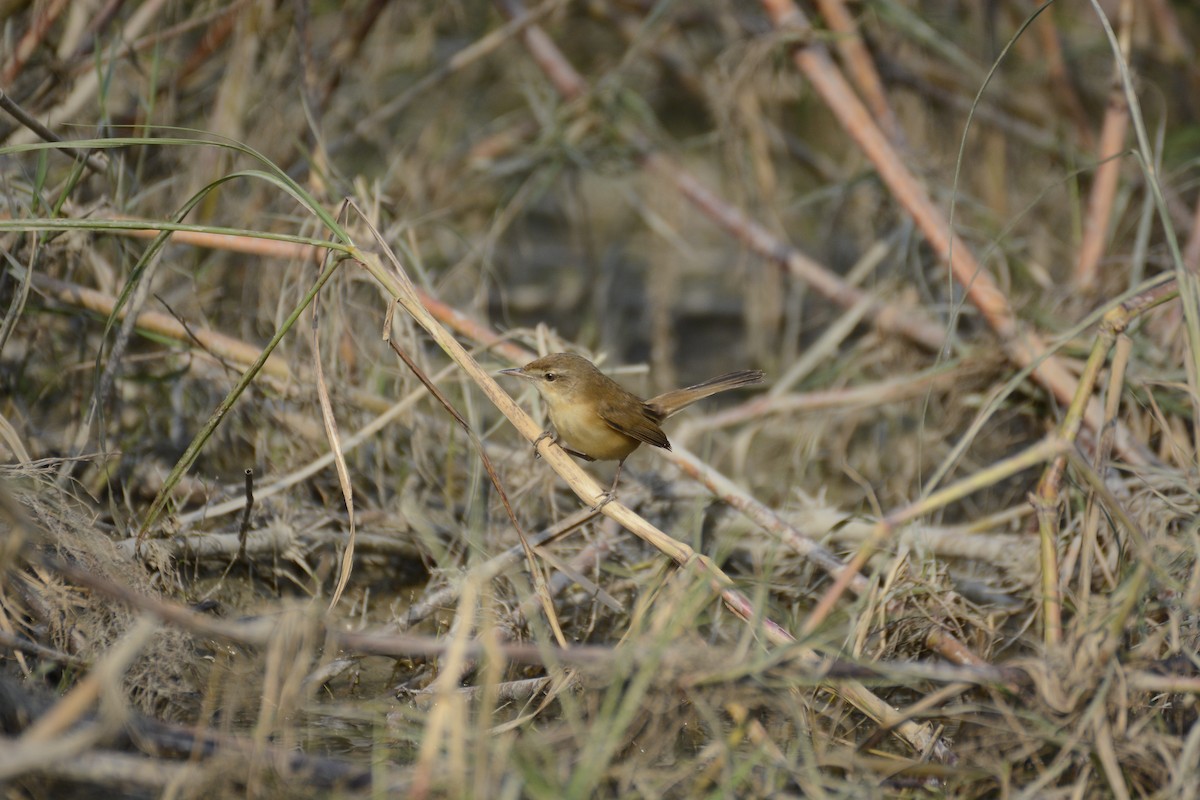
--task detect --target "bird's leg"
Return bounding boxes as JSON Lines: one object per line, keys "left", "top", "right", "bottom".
{"left": 532, "top": 430, "right": 594, "bottom": 461}
{"left": 591, "top": 459, "right": 626, "bottom": 510}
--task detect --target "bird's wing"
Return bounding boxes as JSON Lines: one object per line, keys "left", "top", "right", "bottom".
{"left": 598, "top": 402, "right": 671, "bottom": 450}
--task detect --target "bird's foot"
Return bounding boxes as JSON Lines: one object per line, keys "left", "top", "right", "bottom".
{"left": 590, "top": 489, "right": 616, "bottom": 511}
{"left": 591, "top": 463, "right": 625, "bottom": 510}
{"left": 532, "top": 430, "right": 555, "bottom": 459}
{"left": 532, "top": 431, "right": 596, "bottom": 462}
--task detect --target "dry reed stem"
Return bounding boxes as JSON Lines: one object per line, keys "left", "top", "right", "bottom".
{"left": 667, "top": 445, "right": 868, "bottom": 594}
{"left": 758, "top": 0, "right": 1150, "bottom": 466}
{"left": 28, "top": 215, "right": 875, "bottom": 647}
{"left": 812, "top": 0, "right": 902, "bottom": 142}
{"left": 1076, "top": 330, "right": 1133, "bottom": 609}
{"left": 1091, "top": 0, "right": 1200, "bottom": 467}
{"left": 311, "top": 256, "right": 358, "bottom": 611}
{"left": 16, "top": 245, "right": 960, "bottom": 767}
{"left": 171, "top": 4, "right": 243, "bottom": 88}
{"left": 5, "top": 6, "right": 1196, "bottom": 791}
{"left": 0, "top": 414, "right": 33, "bottom": 467}
{"left": 0, "top": 91, "right": 109, "bottom": 173}
{"left": 101, "top": 218, "right": 532, "bottom": 364}
{"left": 39, "top": 543, "right": 967, "bottom": 777}
{"left": 174, "top": 361, "right": 459, "bottom": 526}
{"left": 886, "top": 59, "right": 1063, "bottom": 153}
{"left": 1034, "top": 11, "right": 1096, "bottom": 151}
{"left": 411, "top": 577, "right": 480, "bottom": 798}
{"left": 645, "top": 154, "right": 947, "bottom": 349}
{"left": 7, "top": 9, "right": 1190, "bottom": 791}
{"left": 348, "top": 228, "right": 952, "bottom": 758}
{"left": 347, "top": 0, "right": 566, "bottom": 144}
{"left": 1034, "top": 276, "right": 1177, "bottom": 643}
{"left": 14, "top": 750, "right": 209, "bottom": 794}
{"left": 395, "top": 506, "right": 600, "bottom": 632}
{"left": 17, "top": 255, "right": 294, "bottom": 375}
{"left": 668, "top": 444, "right": 993, "bottom": 669}
{"left": 803, "top": 435, "right": 1072, "bottom": 635}
{"left": 498, "top": 0, "right": 1152, "bottom": 470}
{"left": 0, "top": 0, "right": 69, "bottom": 85}
{"left": 1073, "top": 0, "right": 1134, "bottom": 289}
{"left": 1034, "top": 329, "right": 1116, "bottom": 645}
{"left": 689, "top": 365, "right": 960, "bottom": 433}
{"left": 46, "top": 544, "right": 955, "bottom": 761}
{"left": 3, "top": 0, "right": 170, "bottom": 148}
{"left": 493, "top": 0, "right": 949, "bottom": 353}
{"left": 350, "top": 228, "right": 720, "bottom": 565}
{"left": 18, "top": 553, "right": 1101, "bottom": 695}
{"left": 1150, "top": 190, "right": 1200, "bottom": 353}
{"left": 382, "top": 313, "right": 569, "bottom": 648}
{"left": 511, "top": 533, "right": 620, "bottom": 625}
{"left": 12, "top": 138, "right": 951, "bottom": 764}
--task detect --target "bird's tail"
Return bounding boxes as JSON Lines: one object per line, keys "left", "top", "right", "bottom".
{"left": 648, "top": 370, "right": 764, "bottom": 418}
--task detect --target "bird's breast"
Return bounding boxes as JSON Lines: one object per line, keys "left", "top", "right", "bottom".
{"left": 548, "top": 401, "right": 640, "bottom": 462}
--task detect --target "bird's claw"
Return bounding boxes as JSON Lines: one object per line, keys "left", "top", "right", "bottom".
{"left": 590, "top": 490, "right": 616, "bottom": 512}
{"left": 532, "top": 430, "right": 554, "bottom": 459}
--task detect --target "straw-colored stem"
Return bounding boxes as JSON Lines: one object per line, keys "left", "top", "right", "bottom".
{"left": 803, "top": 436, "right": 1070, "bottom": 635}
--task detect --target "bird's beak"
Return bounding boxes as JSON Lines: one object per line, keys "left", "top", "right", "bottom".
{"left": 497, "top": 367, "right": 529, "bottom": 379}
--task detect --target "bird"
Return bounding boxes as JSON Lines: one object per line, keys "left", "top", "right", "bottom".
{"left": 500, "top": 352, "right": 763, "bottom": 503}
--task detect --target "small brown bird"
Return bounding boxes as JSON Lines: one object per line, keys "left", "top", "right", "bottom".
{"left": 500, "top": 353, "right": 763, "bottom": 501}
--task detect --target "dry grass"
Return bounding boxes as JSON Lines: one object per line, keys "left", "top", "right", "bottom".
{"left": 1, "top": 1, "right": 1199, "bottom": 797}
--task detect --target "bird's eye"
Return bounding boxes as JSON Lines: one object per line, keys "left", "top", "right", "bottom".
{"left": 544, "top": 372, "right": 556, "bottom": 382}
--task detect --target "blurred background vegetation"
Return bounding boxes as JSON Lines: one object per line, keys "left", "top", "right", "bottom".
{"left": 1, "top": 1, "right": 1199, "bottom": 797}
